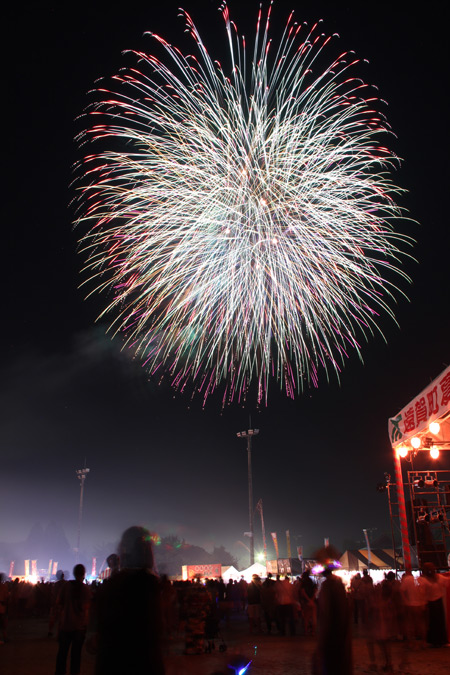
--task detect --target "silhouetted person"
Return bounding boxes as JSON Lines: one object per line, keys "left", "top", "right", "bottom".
{"left": 226, "top": 578, "right": 239, "bottom": 611}
{"left": 299, "top": 569, "right": 317, "bottom": 636}
{"left": 315, "top": 568, "right": 353, "bottom": 675}
{"left": 359, "top": 568, "right": 373, "bottom": 629}
{"left": 261, "top": 573, "right": 276, "bottom": 634}
{"left": 349, "top": 573, "right": 361, "bottom": 625}
{"left": 365, "top": 572, "right": 398, "bottom": 673}
{"left": 48, "top": 571, "right": 66, "bottom": 637}
{"left": 0, "top": 573, "right": 9, "bottom": 643}
{"left": 238, "top": 576, "right": 247, "bottom": 611}
{"left": 275, "top": 575, "right": 296, "bottom": 636}
{"left": 55, "top": 564, "right": 90, "bottom": 675}
{"left": 106, "top": 554, "right": 120, "bottom": 577}
{"left": 183, "top": 578, "right": 212, "bottom": 654}
{"left": 247, "top": 574, "right": 262, "bottom": 634}
{"left": 95, "top": 525, "right": 165, "bottom": 674}
{"left": 160, "top": 574, "right": 178, "bottom": 640}
{"left": 420, "top": 562, "right": 448, "bottom": 647}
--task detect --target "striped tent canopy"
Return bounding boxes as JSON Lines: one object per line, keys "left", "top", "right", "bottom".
{"left": 339, "top": 549, "right": 403, "bottom": 571}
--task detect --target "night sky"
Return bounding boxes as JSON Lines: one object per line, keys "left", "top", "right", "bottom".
{"left": 3, "top": 1, "right": 449, "bottom": 570}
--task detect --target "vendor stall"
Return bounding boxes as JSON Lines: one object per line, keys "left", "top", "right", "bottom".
{"left": 388, "top": 365, "right": 450, "bottom": 570}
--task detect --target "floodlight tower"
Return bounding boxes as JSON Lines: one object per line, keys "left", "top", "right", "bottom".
{"left": 75, "top": 466, "right": 90, "bottom": 562}
{"left": 237, "top": 427, "right": 259, "bottom": 566}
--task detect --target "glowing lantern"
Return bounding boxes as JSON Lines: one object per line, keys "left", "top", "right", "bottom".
{"left": 430, "top": 446, "right": 439, "bottom": 459}
{"left": 429, "top": 421, "right": 440, "bottom": 435}
{"left": 397, "top": 445, "right": 408, "bottom": 458}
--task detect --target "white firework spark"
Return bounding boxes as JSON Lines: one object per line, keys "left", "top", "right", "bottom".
{"left": 75, "top": 3, "right": 414, "bottom": 405}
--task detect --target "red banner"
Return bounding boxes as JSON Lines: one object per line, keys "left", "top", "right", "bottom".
{"left": 389, "top": 364, "right": 450, "bottom": 446}
{"left": 182, "top": 563, "right": 222, "bottom": 580}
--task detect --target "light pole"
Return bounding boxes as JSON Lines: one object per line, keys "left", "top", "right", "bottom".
{"left": 377, "top": 473, "right": 399, "bottom": 575}
{"left": 237, "top": 428, "right": 259, "bottom": 566}
{"left": 363, "top": 527, "right": 377, "bottom": 572}
{"left": 255, "top": 499, "right": 268, "bottom": 565}
{"left": 75, "top": 466, "right": 90, "bottom": 562}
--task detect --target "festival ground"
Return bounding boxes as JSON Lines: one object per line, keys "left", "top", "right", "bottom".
{"left": 1, "top": 614, "right": 449, "bottom": 675}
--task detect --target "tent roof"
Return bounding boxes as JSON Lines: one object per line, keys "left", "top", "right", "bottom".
{"left": 221, "top": 565, "right": 240, "bottom": 581}
{"left": 340, "top": 549, "right": 403, "bottom": 570}
{"left": 242, "top": 562, "right": 266, "bottom": 575}
{"left": 238, "top": 562, "right": 267, "bottom": 582}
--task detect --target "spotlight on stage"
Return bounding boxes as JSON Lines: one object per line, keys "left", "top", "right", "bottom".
{"left": 429, "top": 510, "right": 444, "bottom": 523}
{"left": 417, "top": 509, "right": 427, "bottom": 523}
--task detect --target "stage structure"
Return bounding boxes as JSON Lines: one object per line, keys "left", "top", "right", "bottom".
{"left": 388, "top": 365, "right": 450, "bottom": 570}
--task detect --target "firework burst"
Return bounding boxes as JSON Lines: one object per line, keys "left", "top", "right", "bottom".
{"left": 75, "top": 3, "right": 413, "bottom": 405}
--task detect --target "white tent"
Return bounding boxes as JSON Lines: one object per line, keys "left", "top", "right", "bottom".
{"left": 238, "top": 562, "right": 267, "bottom": 582}
{"left": 221, "top": 565, "right": 241, "bottom": 582}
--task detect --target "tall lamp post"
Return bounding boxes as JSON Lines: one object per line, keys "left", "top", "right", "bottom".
{"left": 75, "top": 466, "right": 90, "bottom": 562}
{"left": 237, "top": 428, "right": 259, "bottom": 566}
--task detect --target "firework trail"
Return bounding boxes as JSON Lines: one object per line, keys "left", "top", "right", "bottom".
{"left": 75, "top": 3, "right": 413, "bottom": 405}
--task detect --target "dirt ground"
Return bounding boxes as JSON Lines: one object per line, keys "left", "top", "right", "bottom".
{"left": 1, "top": 615, "right": 449, "bottom": 675}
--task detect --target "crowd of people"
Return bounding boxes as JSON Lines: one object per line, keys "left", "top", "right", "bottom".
{"left": 0, "top": 532, "right": 449, "bottom": 675}
{"left": 347, "top": 564, "right": 450, "bottom": 672}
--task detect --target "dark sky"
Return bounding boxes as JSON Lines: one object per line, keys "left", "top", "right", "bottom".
{"left": 3, "top": 0, "right": 449, "bottom": 569}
